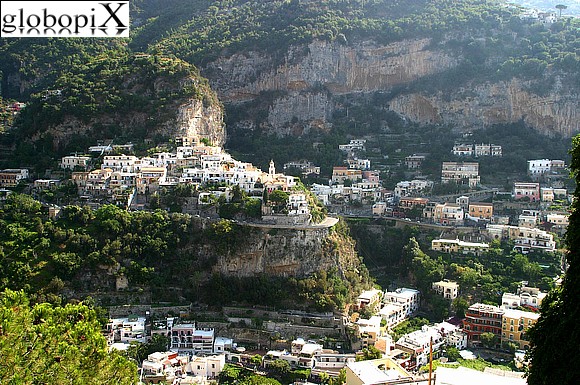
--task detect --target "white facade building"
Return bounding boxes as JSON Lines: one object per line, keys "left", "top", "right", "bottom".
{"left": 432, "top": 280, "right": 459, "bottom": 300}
{"left": 61, "top": 155, "right": 91, "bottom": 170}
{"left": 188, "top": 354, "right": 226, "bottom": 378}
{"left": 383, "top": 288, "right": 420, "bottom": 318}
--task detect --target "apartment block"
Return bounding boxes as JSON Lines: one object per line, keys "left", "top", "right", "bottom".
{"left": 501, "top": 309, "right": 540, "bottom": 350}
{"left": 441, "top": 162, "right": 480, "bottom": 187}
{"left": 463, "top": 303, "right": 504, "bottom": 347}
{"left": 383, "top": 288, "right": 420, "bottom": 318}
{"left": 432, "top": 280, "right": 459, "bottom": 299}
{"left": 60, "top": 155, "right": 91, "bottom": 170}
{"left": 0, "top": 169, "right": 29, "bottom": 187}
{"left": 468, "top": 202, "right": 493, "bottom": 220}
{"left": 513, "top": 182, "right": 540, "bottom": 201}
{"left": 431, "top": 239, "right": 489, "bottom": 256}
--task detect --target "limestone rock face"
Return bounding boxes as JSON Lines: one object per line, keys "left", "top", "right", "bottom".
{"left": 213, "top": 226, "right": 357, "bottom": 278}
{"left": 169, "top": 98, "right": 225, "bottom": 146}
{"left": 205, "top": 38, "right": 579, "bottom": 137}
{"left": 205, "top": 38, "right": 458, "bottom": 135}
{"left": 389, "top": 80, "right": 580, "bottom": 137}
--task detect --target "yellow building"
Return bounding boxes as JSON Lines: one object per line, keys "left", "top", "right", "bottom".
{"left": 345, "top": 357, "right": 414, "bottom": 385}
{"left": 468, "top": 202, "right": 493, "bottom": 219}
{"left": 501, "top": 309, "right": 540, "bottom": 350}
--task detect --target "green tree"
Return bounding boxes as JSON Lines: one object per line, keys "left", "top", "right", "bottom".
{"left": 479, "top": 332, "right": 497, "bottom": 349}
{"left": 268, "top": 359, "right": 291, "bottom": 375}
{"left": 356, "top": 345, "right": 383, "bottom": 361}
{"left": 444, "top": 346, "right": 461, "bottom": 362}
{"left": 0, "top": 289, "right": 137, "bottom": 384}
{"left": 452, "top": 296, "right": 469, "bottom": 318}
{"left": 250, "top": 354, "right": 263, "bottom": 367}
{"left": 527, "top": 135, "right": 580, "bottom": 384}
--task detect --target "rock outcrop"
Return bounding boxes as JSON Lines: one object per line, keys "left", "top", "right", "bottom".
{"left": 213, "top": 225, "right": 357, "bottom": 278}
{"left": 167, "top": 98, "right": 225, "bottom": 146}
{"left": 389, "top": 80, "right": 580, "bottom": 137}
{"left": 204, "top": 38, "right": 580, "bottom": 137}
{"left": 205, "top": 38, "right": 458, "bottom": 134}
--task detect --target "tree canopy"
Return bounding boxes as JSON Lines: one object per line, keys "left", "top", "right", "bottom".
{"left": 527, "top": 135, "right": 580, "bottom": 384}
{"left": 0, "top": 289, "right": 137, "bottom": 384}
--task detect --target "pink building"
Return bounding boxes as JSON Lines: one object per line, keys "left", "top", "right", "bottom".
{"left": 513, "top": 182, "right": 540, "bottom": 202}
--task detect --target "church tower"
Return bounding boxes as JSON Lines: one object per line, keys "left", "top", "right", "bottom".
{"left": 269, "top": 159, "right": 275, "bottom": 178}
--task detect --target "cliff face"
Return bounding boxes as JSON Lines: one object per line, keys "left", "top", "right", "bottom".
{"left": 73, "top": 219, "right": 364, "bottom": 306}
{"left": 207, "top": 38, "right": 458, "bottom": 135}
{"left": 204, "top": 38, "right": 579, "bottom": 137}
{"left": 170, "top": 98, "right": 225, "bottom": 147}
{"left": 213, "top": 226, "right": 358, "bottom": 278}
{"left": 31, "top": 95, "right": 225, "bottom": 151}
{"left": 389, "top": 80, "right": 580, "bottom": 137}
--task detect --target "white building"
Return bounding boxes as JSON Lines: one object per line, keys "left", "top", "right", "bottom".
{"left": 107, "top": 316, "right": 147, "bottom": 344}
{"left": 346, "top": 158, "right": 371, "bottom": 170}
{"left": 437, "top": 321, "right": 468, "bottom": 350}
{"left": 396, "top": 325, "right": 446, "bottom": 368}
{"left": 345, "top": 357, "right": 413, "bottom": 385}
{"left": 383, "top": 288, "right": 420, "bottom": 318}
{"left": 379, "top": 303, "right": 406, "bottom": 329}
{"left": 356, "top": 289, "right": 383, "bottom": 313}
{"left": 518, "top": 214, "right": 539, "bottom": 228}
{"left": 188, "top": 354, "right": 226, "bottom": 378}
{"left": 452, "top": 144, "right": 474, "bottom": 157}
{"left": 102, "top": 155, "right": 138, "bottom": 173}
{"left": 287, "top": 193, "right": 310, "bottom": 216}
{"left": 433, "top": 203, "right": 464, "bottom": 226}
{"left": 60, "top": 155, "right": 91, "bottom": 170}
{"left": 214, "top": 337, "right": 233, "bottom": 354}
{"left": 168, "top": 320, "right": 215, "bottom": 354}
{"left": 501, "top": 286, "right": 547, "bottom": 310}
{"left": 527, "top": 159, "right": 551, "bottom": 176}
{"left": 312, "top": 351, "right": 356, "bottom": 377}
{"left": 432, "top": 280, "right": 459, "bottom": 300}
{"left": 339, "top": 139, "right": 366, "bottom": 153}
{"left": 486, "top": 224, "right": 556, "bottom": 253}
{"left": 394, "top": 180, "right": 433, "bottom": 198}
{"left": 142, "top": 351, "right": 189, "bottom": 383}
{"left": 431, "top": 239, "right": 489, "bottom": 256}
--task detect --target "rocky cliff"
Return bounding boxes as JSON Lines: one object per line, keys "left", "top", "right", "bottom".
{"left": 171, "top": 98, "right": 225, "bottom": 147}
{"left": 207, "top": 38, "right": 458, "bottom": 135}
{"left": 213, "top": 225, "right": 358, "bottom": 278}
{"left": 204, "top": 38, "right": 579, "bottom": 137}
{"left": 64, "top": 216, "right": 367, "bottom": 308}
{"left": 389, "top": 79, "right": 580, "bottom": 137}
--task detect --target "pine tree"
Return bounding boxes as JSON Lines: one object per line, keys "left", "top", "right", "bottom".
{"left": 0, "top": 290, "right": 137, "bottom": 384}
{"left": 527, "top": 136, "right": 580, "bottom": 384}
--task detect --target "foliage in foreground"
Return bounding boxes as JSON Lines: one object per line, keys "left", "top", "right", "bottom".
{"left": 0, "top": 289, "right": 137, "bottom": 384}
{"left": 527, "top": 135, "right": 580, "bottom": 384}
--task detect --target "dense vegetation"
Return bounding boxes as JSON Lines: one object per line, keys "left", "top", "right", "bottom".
{"left": 527, "top": 134, "right": 580, "bottom": 384}
{"left": 0, "top": 194, "right": 370, "bottom": 310}
{"left": 0, "top": 289, "right": 137, "bottom": 384}
{"left": 137, "top": 0, "right": 579, "bottom": 86}
{"left": 348, "top": 220, "right": 561, "bottom": 320}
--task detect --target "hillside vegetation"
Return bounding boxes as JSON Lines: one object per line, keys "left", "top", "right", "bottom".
{"left": 0, "top": 194, "right": 371, "bottom": 310}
